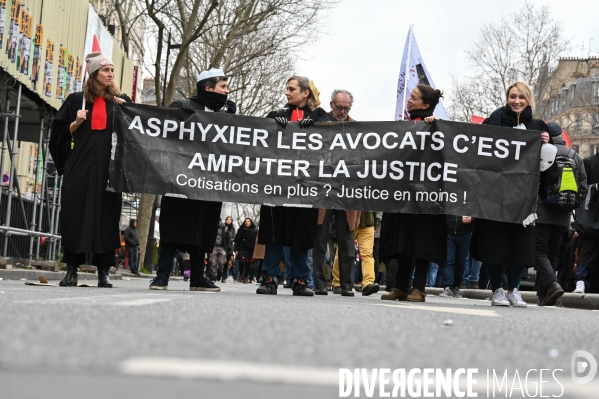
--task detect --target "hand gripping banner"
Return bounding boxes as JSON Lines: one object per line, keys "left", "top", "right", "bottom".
{"left": 109, "top": 104, "right": 542, "bottom": 224}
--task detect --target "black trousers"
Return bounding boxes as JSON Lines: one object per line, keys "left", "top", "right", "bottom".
{"left": 313, "top": 210, "right": 355, "bottom": 291}
{"left": 394, "top": 254, "right": 428, "bottom": 293}
{"left": 534, "top": 223, "right": 565, "bottom": 297}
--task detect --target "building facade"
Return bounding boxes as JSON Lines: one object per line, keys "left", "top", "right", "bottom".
{"left": 538, "top": 56, "right": 599, "bottom": 158}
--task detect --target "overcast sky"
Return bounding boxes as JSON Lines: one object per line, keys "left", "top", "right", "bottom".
{"left": 294, "top": 0, "right": 599, "bottom": 121}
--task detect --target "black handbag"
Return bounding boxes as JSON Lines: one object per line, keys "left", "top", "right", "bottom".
{"left": 574, "top": 184, "right": 599, "bottom": 237}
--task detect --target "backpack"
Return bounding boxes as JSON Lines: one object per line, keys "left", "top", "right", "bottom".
{"left": 541, "top": 149, "right": 583, "bottom": 211}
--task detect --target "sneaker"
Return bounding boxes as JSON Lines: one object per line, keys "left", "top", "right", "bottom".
{"left": 439, "top": 287, "right": 453, "bottom": 297}
{"left": 292, "top": 279, "right": 314, "bottom": 296}
{"left": 256, "top": 276, "right": 278, "bottom": 295}
{"left": 460, "top": 283, "right": 467, "bottom": 289}
{"left": 470, "top": 282, "right": 479, "bottom": 289}
{"left": 573, "top": 281, "right": 585, "bottom": 294}
{"left": 149, "top": 275, "right": 169, "bottom": 290}
{"left": 491, "top": 288, "right": 510, "bottom": 306}
{"left": 190, "top": 278, "right": 221, "bottom": 292}
{"left": 452, "top": 287, "right": 462, "bottom": 298}
{"left": 283, "top": 281, "right": 292, "bottom": 288}
{"left": 507, "top": 288, "right": 527, "bottom": 307}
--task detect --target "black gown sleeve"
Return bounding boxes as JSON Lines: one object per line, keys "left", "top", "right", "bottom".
{"left": 50, "top": 93, "right": 78, "bottom": 175}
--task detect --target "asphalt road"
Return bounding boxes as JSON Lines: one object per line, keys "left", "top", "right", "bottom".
{"left": 1, "top": 277, "right": 598, "bottom": 399}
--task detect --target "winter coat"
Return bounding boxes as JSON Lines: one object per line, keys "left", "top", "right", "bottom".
{"left": 235, "top": 225, "right": 257, "bottom": 259}
{"left": 49, "top": 92, "right": 130, "bottom": 255}
{"left": 258, "top": 105, "right": 327, "bottom": 250}
{"left": 316, "top": 113, "right": 361, "bottom": 231}
{"left": 124, "top": 220, "right": 140, "bottom": 247}
{"left": 470, "top": 107, "right": 549, "bottom": 266}
{"left": 446, "top": 215, "right": 474, "bottom": 234}
{"left": 215, "top": 224, "right": 233, "bottom": 252}
{"left": 536, "top": 134, "right": 587, "bottom": 227}
{"left": 159, "top": 97, "right": 224, "bottom": 252}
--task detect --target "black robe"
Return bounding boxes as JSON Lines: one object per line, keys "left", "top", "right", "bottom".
{"left": 158, "top": 97, "right": 223, "bottom": 253}
{"left": 257, "top": 105, "right": 328, "bottom": 250}
{"left": 470, "top": 113, "right": 548, "bottom": 266}
{"left": 50, "top": 92, "right": 130, "bottom": 256}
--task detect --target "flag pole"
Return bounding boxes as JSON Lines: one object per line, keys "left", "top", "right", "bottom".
{"left": 401, "top": 25, "right": 414, "bottom": 120}
{"left": 81, "top": 64, "right": 88, "bottom": 110}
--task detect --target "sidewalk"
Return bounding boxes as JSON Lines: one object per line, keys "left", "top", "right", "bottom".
{"left": 0, "top": 269, "right": 122, "bottom": 281}
{"left": 424, "top": 287, "right": 599, "bottom": 311}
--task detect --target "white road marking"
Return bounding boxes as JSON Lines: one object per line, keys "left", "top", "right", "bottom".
{"left": 15, "top": 294, "right": 193, "bottom": 306}
{"left": 120, "top": 357, "right": 339, "bottom": 387}
{"left": 372, "top": 303, "right": 501, "bottom": 317}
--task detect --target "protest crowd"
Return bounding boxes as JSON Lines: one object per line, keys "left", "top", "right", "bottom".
{"left": 49, "top": 52, "right": 599, "bottom": 309}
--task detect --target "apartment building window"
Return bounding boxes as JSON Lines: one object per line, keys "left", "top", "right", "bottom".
{"left": 575, "top": 114, "right": 582, "bottom": 130}
{"left": 593, "top": 82, "right": 599, "bottom": 103}
{"left": 570, "top": 85, "right": 576, "bottom": 105}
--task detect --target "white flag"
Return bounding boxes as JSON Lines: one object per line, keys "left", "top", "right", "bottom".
{"left": 395, "top": 25, "right": 449, "bottom": 121}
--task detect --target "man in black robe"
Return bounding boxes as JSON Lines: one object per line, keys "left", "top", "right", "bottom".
{"left": 149, "top": 68, "right": 236, "bottom": 291}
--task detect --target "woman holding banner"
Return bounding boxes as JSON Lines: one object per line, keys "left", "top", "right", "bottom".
{"left": 379, "top": 84, "right": 447, "bottom": 303}
{"left": 471, "top": 81, "right": 550, "bottom": 308}
{"left": 50, "top": 52, "right": 130, "bottom": 288}
{"left": 256, "top": 76, "right": 328, "bottom": 296}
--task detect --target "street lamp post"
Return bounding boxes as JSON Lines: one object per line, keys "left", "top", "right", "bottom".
{"left": 162, "top": 31, "right": 181, "bottom": 106}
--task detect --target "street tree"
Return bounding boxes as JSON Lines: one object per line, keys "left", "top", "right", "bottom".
{"left": 448, "top": 1, "right": 570, "bottom": 122}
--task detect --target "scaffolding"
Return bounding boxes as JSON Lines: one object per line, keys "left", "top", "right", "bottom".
{"left": 0, "top": 71, "right": 62, "bottom": 265}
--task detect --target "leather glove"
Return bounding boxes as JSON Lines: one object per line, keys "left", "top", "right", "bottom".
{"left": 299, "top": 118, "right": 314, "bottom": 128}
{"left": 181, "top": 105, "right": 196, "bottom": 114}
{"left": 275, "top": 116, "right": 288, "bottom": 128}
{"left": 225, "top": 99, "right": 237, "bottom": 114}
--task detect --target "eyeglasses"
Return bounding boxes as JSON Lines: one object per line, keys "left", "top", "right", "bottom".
{"left": 332, "top": 102, "right": 351, "bottom": 112}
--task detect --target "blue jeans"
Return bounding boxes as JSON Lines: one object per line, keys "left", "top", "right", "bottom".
{"left": 427, "top": 262, "right": 438, "bottom": 287}
{"left": 488, "top": 263, "right": 524, "bottom": 292}
{"left": 442, "top": 232, "right": 471, "bottom": 288}
{"left": 127, "top": 246, "right": 138, "bottom": 273}
{"left": 576, "top": 264, "right": 591, "bottom": 291}
{"left": 462, "top": 254, "right": 482, "bottom": 286}
{"left": 284, "top": 246, "right": 292, "bottom": 282}
{"left": 230, "top": 258, "right": 240, "bottom": 280}
{"left": 263, "top": 243, "right": 311, "bottom": 284}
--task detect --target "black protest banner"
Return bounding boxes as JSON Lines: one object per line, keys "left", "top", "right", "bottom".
{"left": 109, "top": 103, "right": 542, "bottom": 224}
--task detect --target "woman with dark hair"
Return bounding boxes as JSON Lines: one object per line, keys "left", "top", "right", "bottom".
{"left": 50, "top": 52, "right": 131, "bottom": 288}
{"left": 471, "top": 81, "right": 550, "bottom": 308}
{"left": 380, "top": 84, "right": 447, "bottom": 302}
{"left": 256, "top": 76, "right": 328, "bottom": 296}
{"left": 235, "top": 218, "right": 257, "bottom": 284}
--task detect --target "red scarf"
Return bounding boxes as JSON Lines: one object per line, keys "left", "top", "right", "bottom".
{"left": 290, "top": 109, "right": 304, "bottom": 121}
{"left": 91, "top": 96, "right": 107, "bottom": 130}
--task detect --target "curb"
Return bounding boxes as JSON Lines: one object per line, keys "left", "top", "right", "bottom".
{"left": 0, "top": 269, "right": 123, "bottom": 281}
{"left": 425, "top": 287, "right": 599, "bottom": 310}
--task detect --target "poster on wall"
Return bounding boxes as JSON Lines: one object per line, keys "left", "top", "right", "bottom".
{"left": 17, "top": 8, "right": 32, "bottom": 75}
{"left": 0, "top": 0, "right": 7, "bottom": 49}
{"left": 66, "top": 52, "right": 74, "bottom": 98}
{"left": 43, "top": 39, "right": 53, "bottom": 97}
{"left": 74, "top": 57, "right": 81, "bottom": 91}
{"left": 7, "top": 0, "right": 21, "bottom": 63}
{"left": 30, "top": 23, "right": 42, "bottom": 82}
{"left": 56, "top": 44, "right": 65, "bottom": 100}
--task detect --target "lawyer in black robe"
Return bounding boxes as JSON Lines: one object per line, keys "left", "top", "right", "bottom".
{"left": 49, "top": 51, "right": 130, "bottom": 287}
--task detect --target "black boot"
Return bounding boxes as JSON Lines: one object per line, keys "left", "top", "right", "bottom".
{"left": 59, "top": 265, "right": 78, "bottom": 286}
{"left": 97, "top": 267, "right": 113, "bottom": 288}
